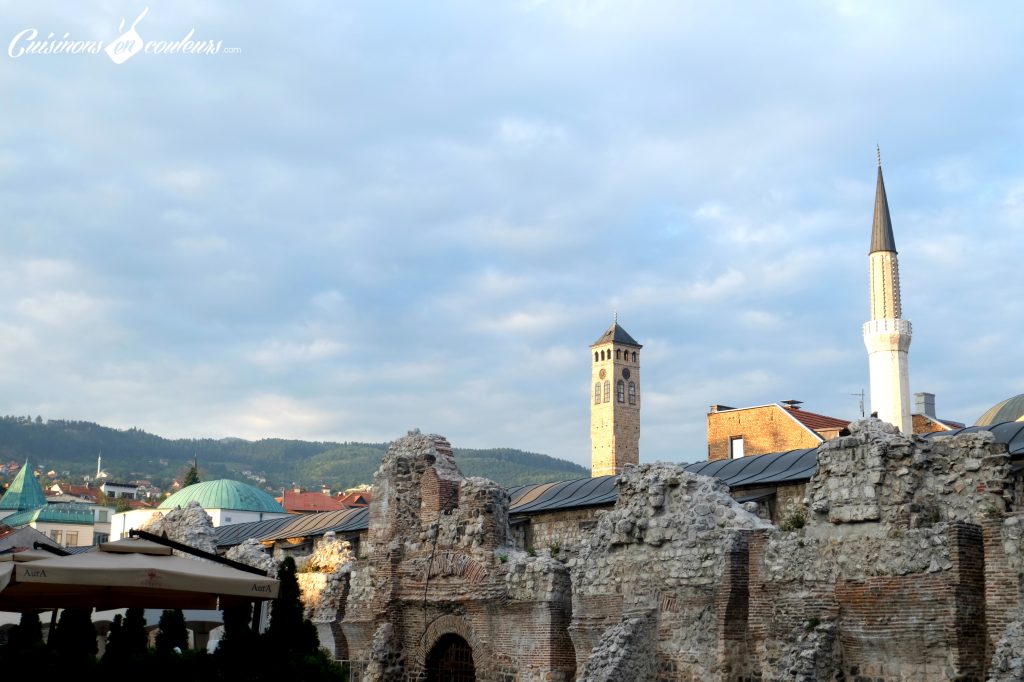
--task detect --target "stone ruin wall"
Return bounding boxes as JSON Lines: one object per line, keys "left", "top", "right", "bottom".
{"left": 343, "top": 430, "right": 576, "bottom": 682}
{"left": 570, "top": 465, "right": 771, "bottom": 681}
{"left": 319, "top": 422, "right": 1024, "bottom": 681}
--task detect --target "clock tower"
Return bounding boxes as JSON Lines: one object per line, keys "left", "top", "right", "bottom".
{"left": 590, "top": 316, "right": 642, "bottom": 477}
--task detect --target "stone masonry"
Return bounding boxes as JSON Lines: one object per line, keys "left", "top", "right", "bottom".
{"left": 306, "top": 424, "right": 1024, "bottom": 681}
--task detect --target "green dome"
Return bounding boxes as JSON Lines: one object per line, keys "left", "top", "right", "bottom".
{"left": 976, "top": 394, "right": 1024, "bottom": 427}
{"left": 0, "top": 462, "right": 47, "bottom": 511}
{"left": 159, "top": 479, "right": 285, "bottom": 513}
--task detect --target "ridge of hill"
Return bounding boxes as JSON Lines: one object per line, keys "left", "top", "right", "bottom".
{"left": 0, "top": 416, "right": 589, "bottom": 493}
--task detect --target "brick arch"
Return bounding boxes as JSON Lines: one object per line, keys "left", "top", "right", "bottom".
{"left": 412, "top": 614, "right": 484, "bottom": 675}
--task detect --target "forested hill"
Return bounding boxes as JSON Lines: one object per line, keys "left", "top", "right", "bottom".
{"left": 0, "top": 416, "right": 589, "bottom": 492}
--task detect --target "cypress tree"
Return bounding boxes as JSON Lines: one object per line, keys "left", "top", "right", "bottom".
{"left": 264, "top": 556, "right": 319, "bottom": 657}
{"left": 155, "top": 608, "right": 189, "bottom": 653}
{"left": 50, "top": 608, "right": 97, "bottom": 661}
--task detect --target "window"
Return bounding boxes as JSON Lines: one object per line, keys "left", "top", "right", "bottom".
{"left": 603, "top": 381, "right": 610, "bottom": 403}
{"left": 730, "top": 436, "right": 745, "bottom": 459}
{"left": 594, "top": 351, "right": 599, "bottom": 362}
{"left": 616, "top": 380, "right": 625, "bottom": 403}
{"left": 631, "top": 351, "right": 637, "bottom": 363}
{"left": 50, "top": 529, "right": 63, "bottom": 543}
{"left": 628, "top": 381, "right": 636, "bottom": 405}
{"left": 594, "top": 383, "right": 601, "bottom": 404}
{"left": 615, "top": 349, "right": 621, "bottom": 359}
{"left": 98, "top": 510, "right": 109, "bottom": 523}
{"left": 66, "top": 531, "right": 79, "bottom": 546}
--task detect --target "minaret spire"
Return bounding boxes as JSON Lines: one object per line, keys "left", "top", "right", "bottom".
{"left": 862, "top": 152, "right": 912, "bottom": 434}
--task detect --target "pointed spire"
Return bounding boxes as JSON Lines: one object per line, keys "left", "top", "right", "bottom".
{"left": 0, "top": 460, "right": 47, "bottom": 511}
{"left": 870, "top": 151, "right": 897, "bottom": 254}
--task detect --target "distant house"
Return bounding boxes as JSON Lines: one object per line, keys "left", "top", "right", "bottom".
{"left": 279, "top": 489, "right": 347, "bottom": 514}
{"left": 100, "top": 481, "right": 140, "bottom": 500}
{"left": 707, "top": 401, "right": 851, "bottom": 461}
{"left": 336, "top": 490, "right": 372, "bottom": 508}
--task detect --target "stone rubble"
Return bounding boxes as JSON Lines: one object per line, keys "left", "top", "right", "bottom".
{"left": 764, "top": 620, "right": 841, "bottom": 682}
{"left": 296, "top": 532, "right": 355, "bottom": 623}
{"left": 989, "top": 619, "right": 1024, "bottom": 682}
{"left": 577, "top": 612, "right": 656, "bottom": 682}
{"left": 140, "top": 500, "right": 217, "bottom": 555}
{"left": 225, "top": 537, "right": 277, "bottom": 575}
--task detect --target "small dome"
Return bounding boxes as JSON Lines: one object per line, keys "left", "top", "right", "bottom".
{"left": 976, "top": 394, "right": 1024, "bottom": 427}
{"left": 159, "top": 479, "right": 285, "bottom": 513}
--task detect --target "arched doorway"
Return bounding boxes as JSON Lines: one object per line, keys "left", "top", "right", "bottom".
{"left": 425, "top": 633, "right": 476, "bottom": 682}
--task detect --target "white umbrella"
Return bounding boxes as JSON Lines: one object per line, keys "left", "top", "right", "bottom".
{"left": 0, "top": 538, "right": 277, "bottom": 611}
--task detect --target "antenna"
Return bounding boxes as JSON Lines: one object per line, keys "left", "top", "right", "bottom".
{"left": 851, "top": 389, "right": 865, "bottom": 418}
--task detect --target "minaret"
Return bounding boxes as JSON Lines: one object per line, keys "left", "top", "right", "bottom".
{"left": 590, "top": 314, "right": 642, "bottom": 476}
{"left": 862, "top": 150, "right": 912, "bottom": 433}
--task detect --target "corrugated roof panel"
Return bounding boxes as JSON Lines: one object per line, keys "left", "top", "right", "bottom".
{"left": 215, "top": 508, "right": 370, "bottom": 547}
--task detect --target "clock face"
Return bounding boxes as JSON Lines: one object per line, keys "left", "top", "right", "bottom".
{"left": 622, "top": 368, "right": 631, "bottom": 380}
{"left": 599, "top": 369, "right": 607, "bottom": 380}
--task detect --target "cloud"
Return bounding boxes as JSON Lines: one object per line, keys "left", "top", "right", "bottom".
{"left": 1, "top": 1, "right": 1022, "bottom": 467}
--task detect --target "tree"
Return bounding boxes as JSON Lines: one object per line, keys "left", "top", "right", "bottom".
{"left": 103, "top": 607, "right": 148, "bottom": 666}
{"left": 50, "top": 607, "right": 97, "bottom": 661}
{"left": 155, "top": 609, "right": 189, "bottom": 653}
{"left": 5, "top": 610, "right": 43, "bottom": 654}
{"left": 183, "top": 464, "right": 200, "bottom": 488}
{"left": 264, "top": 556, "right": 319, "bottom": 657}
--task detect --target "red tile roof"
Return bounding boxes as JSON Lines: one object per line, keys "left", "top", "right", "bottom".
{"left": 53, "top": 484, "right": 100, "bottom": 501}
{"left": 783, "top": 406, "right": 850, "bottom": 433}
{"left": 282, "top": 490, "right": 347, "bottom": 513}
{"left": 335, "top": 491, "right": 371, "bottom": 508}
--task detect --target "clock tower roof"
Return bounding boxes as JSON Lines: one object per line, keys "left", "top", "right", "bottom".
{"left": 591, "top": 320, "right": 642, "bottom": 348}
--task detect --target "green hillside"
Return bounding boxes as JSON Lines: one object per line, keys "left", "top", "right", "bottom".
{"left": 0, "top": 415, "right": 588, "bottom": 493}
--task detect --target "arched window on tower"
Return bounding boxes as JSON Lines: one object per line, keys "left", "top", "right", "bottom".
{"left": 628, "top": 381, "right": 636, "bottom": 405}
{"left": 615, "top": 349, "right": 621, "bottom": 359}
{"left": 603, "top": 381, "right": 610, "bottom": 403}
{"left": 594, "top": 351, "right": 599, "bottom": 362}
{"left": 631, "top": 351, "right": 637, "bottom": 363}
{"left": 594, "top": 383, "right": 601, "bottom": 405}
{"left": 616, "top": 380, "right": 625, "bottom": 403}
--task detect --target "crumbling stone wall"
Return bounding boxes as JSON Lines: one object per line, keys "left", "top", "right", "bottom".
{"left": 343, "top": 431, "right": 575, "bottom": 682}
{"left": 570, "top": 464, "right": 770, "bottom": 680}
{"left": 750, "top": 419, "right": 1004, "bottom": 681}
{"left": 808, "top": 419, "right": 1010, "bottom": 527}
{"left": 519, "top": 507, "right": 603, "bottom": 563}
{"left": 335, "top": 422, "right": 1023, "bottom": 681}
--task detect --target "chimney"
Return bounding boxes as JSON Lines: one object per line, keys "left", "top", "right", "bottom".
{"left": 914, "top": 392, "right": 936, "bottom": 418}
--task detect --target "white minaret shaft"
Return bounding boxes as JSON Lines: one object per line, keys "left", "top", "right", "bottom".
{"left": 862, "top": 156, "right": 912, "bottom": 433}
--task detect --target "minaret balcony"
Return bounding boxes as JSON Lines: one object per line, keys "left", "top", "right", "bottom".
{"left": 862, "top": 318, "right": 912, "bottom": 336}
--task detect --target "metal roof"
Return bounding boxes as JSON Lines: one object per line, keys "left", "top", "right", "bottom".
{"left": 508, "top": 475, "right": 618, "bottom": 514}
{"left": 683, "top": 448, "right": 819, "bottom": 487}
{"left": 215, "top": 507, "right": 369, "bottom": 548}
{"left": 2, "top": 503, "right": 94, "bottom": 527}
{"left": 591, "top": 322, "right": 642, "bottom": 348}
{"left": 976, "top": 394, "right": 1024, "bottom": 427}
{"left": 870, "top": 164, "right": 897, "bottom": 254}
{"left": 920, "top": 420, "right": 1024, "bottom": 455}
{"left": 0, "top": 462, "right": 47, "bottom": 511}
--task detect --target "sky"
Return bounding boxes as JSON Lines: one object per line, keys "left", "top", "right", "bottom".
{"left": 1, "top": 1, "right": 1022, "bottom": 468}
